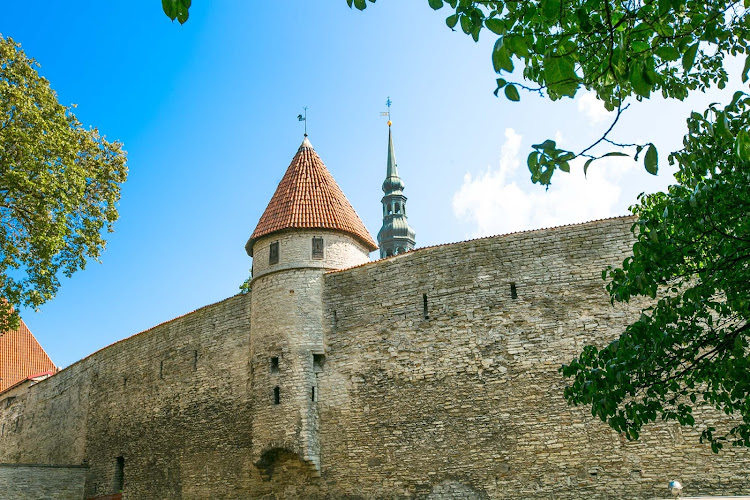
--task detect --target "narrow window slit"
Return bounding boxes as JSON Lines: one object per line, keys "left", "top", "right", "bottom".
{"left": 311, "top": 386, "right": 317, "bottom": 402}
{"left": 510, "top": 282, "right": 518, "bottom": 299}
{"left": 114, "top": 456, "right": 125, "bottom": 492}
{"left": 270, "top": 357, "right": 279, "bottom": 373}
{"left": 423, "top": 294, "right": 429, "bottom": 320}
{"left": 273, "top": 386, "right": 280, "bottom": 405}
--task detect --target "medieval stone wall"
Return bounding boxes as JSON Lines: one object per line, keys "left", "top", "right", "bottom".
{"left": 0, "top": 355, "right": 89, "bottom": 466}
{"left": 1, "top": 216, "right": 749, "bottom": 499}
{"left": 316, "top": 216, "right": 750, "bottom": 499}
{"left": 0, "top": 463, "right": 87, "bottom": 500}
{"left": 0, "top": 294, "right": 259, "bottom": 500}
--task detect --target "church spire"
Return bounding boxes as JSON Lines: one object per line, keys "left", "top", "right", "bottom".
{"left": 377, "top": 120, "right": 415, "bottom": 258}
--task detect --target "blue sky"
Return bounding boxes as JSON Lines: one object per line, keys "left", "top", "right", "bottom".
{"left": 2, "top": 1, "right": 745, "bottom": 367}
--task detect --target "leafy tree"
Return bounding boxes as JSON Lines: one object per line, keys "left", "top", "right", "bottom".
{"left": 0, "top": 36, "right": 128, "bottom": 331}
{"left": 562, "top": 92, "right": 750, "bottom": 452}
{"left": 344, "top": 0, "right": 750, "bottom": 184}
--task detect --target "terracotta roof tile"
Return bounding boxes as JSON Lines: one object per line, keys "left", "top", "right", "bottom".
{"left": 247, "top": 137, "right": 377, "bottom": 255}
{"left": 0, "top": 317, "right": 57, "bottom": 393}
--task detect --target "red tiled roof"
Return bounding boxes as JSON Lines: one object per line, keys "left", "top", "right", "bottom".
{"left": 0, "top": 317, "right": 57, "bottom": 393}
{"left": 247, "top": 137, "right": 377, "bottom": 255}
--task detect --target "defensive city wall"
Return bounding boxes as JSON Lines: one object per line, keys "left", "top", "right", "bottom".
{"left": 1, "top": 216, "right": 748, "bottom": 499}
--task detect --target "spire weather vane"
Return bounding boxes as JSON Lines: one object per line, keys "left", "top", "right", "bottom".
{"left": 380, "top": 97, "right": 392, "bottom": 127}
{"left": 297, "top": 106, "right": 308, "bottom": 136}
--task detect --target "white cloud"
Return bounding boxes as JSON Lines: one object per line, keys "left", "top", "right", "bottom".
{"left": 452, "top": 128, "right": 627, "bottom": 238}
{"left": 577, "top": 92, "right": 612, "bottom": 125}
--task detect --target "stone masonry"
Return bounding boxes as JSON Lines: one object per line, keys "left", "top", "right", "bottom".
{"left": 1, "top": 216, "right": 748, "bottom": 499}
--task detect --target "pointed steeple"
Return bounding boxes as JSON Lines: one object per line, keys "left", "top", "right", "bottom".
{"left": 246, "top": 136, "right": 378, "bottom": 256}
{"left": 377, "top": 125, "right": 416, "bottom": 258}
{"left": 383, "top": 128, "right": 405, "bottom": 193}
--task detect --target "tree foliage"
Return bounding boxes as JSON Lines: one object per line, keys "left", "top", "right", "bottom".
{"left": 562, "top": 93, "right": 750, "bottom": 452}
{"left": 346, "top": 0, "right": 750, "bottom": 184}
{"left": 0, "top": 36, "right": 128, "bottom": 331}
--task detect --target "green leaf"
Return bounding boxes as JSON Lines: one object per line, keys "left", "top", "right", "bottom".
{"left": 353, "top": 0, "right": 367, "bottom": 10}
{"left": 428, "top": 0, "right": 444, "bottom": 9}
{"left": 162, "top": 0, "right": 177, "bottom": 19}
{"left": 527, "top": 151, "right": 539, "bottom": 172}
{"left": 492, "top": 39, "right": 513, "bottom": 73}
{"left": 533, "top": 139, "right": 557, "bottom": 151}
{"left": 742, "top": 54, "right": 750, "bottom": 84}
{"left": 583, "top": 158, "right": 594, "bottom": 177}
{"left": 682, "top": 42, "right": 699, "bottom": 74}
{"left": 644, "top": 144, "right": 658, "bottom": 175}
{"left": 541, "top": 0, "right": 561, "bottom": 20}
{"left": 485, "top": 18, "right": 505, "bottom": 35}
{"left": 446, "top": 14, "right": 459, "bottom": 29}
{"left": 736, "top": 129, "right": 750, "bottom": 161}
{"left": 655, "top": 46, "right": 680, "bottom": 61}
{"left": 505, "top": 36, "right": 530, "bottom": 59}
{"left": 629, "top": 63, "right": 651, "bottom": 97}
{"left": 176, "top": 4, "right": 189, "bottom": 24}
{"left": 602, "top": 152, "right": 629, "bottom": 158}
{"left": 460, "top": 13, "right": 472, "bottom": 34}
{"left": 504, "top": 84, "right": 520, "bottom": 101}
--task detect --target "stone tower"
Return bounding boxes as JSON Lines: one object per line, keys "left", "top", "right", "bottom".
{"left": 245, "top": 136, "right": 377, "bottom": 473}
{"left": 377, "top": 124, "right": 415, "bottom": 258}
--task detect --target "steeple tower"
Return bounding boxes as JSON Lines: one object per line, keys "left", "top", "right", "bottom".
{"left": 377, "top": 123, "right": 416, "bottom": 258}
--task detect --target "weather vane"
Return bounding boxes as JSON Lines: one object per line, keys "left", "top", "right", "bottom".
{"left": 297, "top": 106, "right": 308, "bottom": 136}
{"left": 380, "top": 97, "right": 392, "bottom": 127}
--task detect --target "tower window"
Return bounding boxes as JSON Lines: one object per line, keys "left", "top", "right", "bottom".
{"left": 269, "top": 241, "right": 279, "bottom": 264}
{"left": 313, "top": 353, "right": 325, "bottom": 373}
{"left": 270, "top": 357, "right": 279, "bottom": 373}
{"left": 510, "top": 282, "right": 518, "bottom": 299}
{"left": 395, "top": 202, "right": 401, "bottom": 213}
{"left": 113, "top": 456, "right": 125, "bottom": 492}
{"left": 273, "top": 386, "right": 280, "bottom": 405}
{"left": 312, "top": 237, "right": 324, "bottom": 259}
{"left": 423, "top": 294, "right": 429, "bottom": 320}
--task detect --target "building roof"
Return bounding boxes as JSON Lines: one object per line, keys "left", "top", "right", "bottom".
{"left": 0, "top": 317, "right": 57, "bottom": 393}
{"left": 246, "top": 136, "right": 378, "bottom": 255}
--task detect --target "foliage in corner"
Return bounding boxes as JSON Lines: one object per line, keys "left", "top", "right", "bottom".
{"left": 0, "top": 36, "right": 128, "bottom": 331}
{"left": 162, "top": 0, "right": 192, "bottom": 24}
{"left": 349, "top": 0, "right": 750, "bottom": 185}
{"left": 561, "top": 93, "right": 750, "bottom": 451}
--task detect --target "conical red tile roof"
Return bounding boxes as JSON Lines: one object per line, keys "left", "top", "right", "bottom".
{"left": 0, "top": 317, "right": 57, "bottom": 393}
{"left": 247, "top": 137, "right": 377, "bottom": 255}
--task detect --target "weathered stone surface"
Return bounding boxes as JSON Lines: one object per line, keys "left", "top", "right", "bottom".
{"left": 0, "top": 216, "right": 748, "bottom": 499}
{"left": 0, "top": 463, "right": 87, "bottom": 500}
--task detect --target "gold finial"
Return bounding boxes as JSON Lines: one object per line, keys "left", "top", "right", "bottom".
{"left": 381, "top": 97, "right": 393, "bottom": 126}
